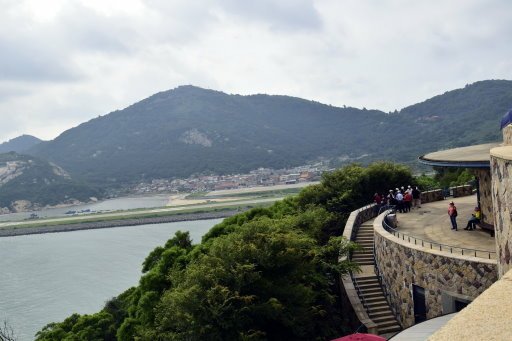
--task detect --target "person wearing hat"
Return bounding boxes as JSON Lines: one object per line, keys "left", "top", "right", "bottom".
{"left": 448, "top": 201, "right": 458, "bottom": 231}
{"left": 464, "top": 207, "right": 481, "bottom": 230}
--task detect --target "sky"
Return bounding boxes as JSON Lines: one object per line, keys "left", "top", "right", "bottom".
{"left": 1, "top": 0, "right": 512, "bottom": 142}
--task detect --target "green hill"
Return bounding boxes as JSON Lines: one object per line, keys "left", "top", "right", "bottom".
{"left": 0, "top": 152, "right": 102, "bottom": 212}
{"left": 0, "top": 134, "right": 42, "bottom": 153}
{"left": 29, "top": 85, "right": 386, "bottom": 185}
{"left": 28, "top": 80, "right": 512, "bottom": 187}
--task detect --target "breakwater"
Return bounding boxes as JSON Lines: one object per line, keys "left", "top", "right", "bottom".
{"left": 0, "top": 210, "right": 238, "bottom": 237}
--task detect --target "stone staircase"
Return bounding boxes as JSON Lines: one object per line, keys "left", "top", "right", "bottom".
{"left": 351, "top": 221, "right": 402, "bottom": 336}
{"left": 352, "top": 222, "right": 375, "bottom": 265}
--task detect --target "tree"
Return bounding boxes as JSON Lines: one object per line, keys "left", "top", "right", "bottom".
{"left": 149, "top": 218, "right": 358, "bottom": 340}
{"left": 0, "top": 321, "right": 16, "bottom": 341}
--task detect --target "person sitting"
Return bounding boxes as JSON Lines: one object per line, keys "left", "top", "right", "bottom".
{"left": 464, "top": 207, "right": 481, "bottom": 230}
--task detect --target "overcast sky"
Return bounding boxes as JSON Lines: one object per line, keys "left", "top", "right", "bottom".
{"left": 1, "top": 0, "right": 511, "bottom": 142}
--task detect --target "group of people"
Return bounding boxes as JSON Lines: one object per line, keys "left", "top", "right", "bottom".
{"left": 373, "top": 186, "right": 422, "bottom": 213}
{"left": 447, "top": 202, "right": 481, "bottom": 231}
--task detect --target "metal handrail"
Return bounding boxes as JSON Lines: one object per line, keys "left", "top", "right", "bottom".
{"left": 381, "top": 212, "right": 496, "bottom": 260}
{"left": 350, "top": 271, "right": 370, "bottom": 312}
{"left": 378, "top": 204, "right": 396, "bottom": 215}
{"left": 347, "top": 203, "right": 377, "bottom": 314}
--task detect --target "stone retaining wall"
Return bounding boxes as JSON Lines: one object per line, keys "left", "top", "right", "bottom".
{"left": 490, "top": 147, "right": 512, "bottom": 277}
{"left": 420, "top": 189, "right": 443, "bottom": 203}
{"left": 451, "top": 184, "right": 473, "bottom": 198}
{"left": 373, "top": 213, "right": 498, "bottom": 328}
{"left": 474, "top": 169, "right": 494, "bottom": 225}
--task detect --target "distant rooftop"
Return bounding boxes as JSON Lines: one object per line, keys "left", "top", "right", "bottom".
{"left": 419, "top": 142, "right": 501, "bottom": 168}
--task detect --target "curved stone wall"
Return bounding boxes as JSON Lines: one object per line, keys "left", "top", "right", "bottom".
{"left": 373, "top": 213, "right": 498, "bottom": 328}
{"left": 474, "top": 168, "right": 494, "bottom": 225}
{"left": 490, "top": 147, "right": 512, "bottom": 277}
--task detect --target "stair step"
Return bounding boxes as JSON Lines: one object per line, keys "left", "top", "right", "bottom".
{"left": 353, "top": 258, "right": 374, "bottom": 263}
{"left": 352, "top": 250, "right": 373, "bottom": 255}
{"left": 377, "top": 324, "right": 402, "bottom": 334}
{"left": 356, "top": 282, "right": 380, "bottom": 288}
{"left": 352, "top": 255, "right": 374, "bottom": 260}
{"left": 364, "top": 295, "right": 388, "bottom": 304}
{"left": 356, "top": 282, "right": 380, "bottom": 289}
{"left": 360, "top": 292, "right": 383, "bottom": 299}
{"left": 359, "top": 287, "right": 383, "bottom": 294}
{"left": 369, "top": 310, "right": 395, "bottom": 319}
{"left": 368, "top": 305, "right": 391, "bottom": 314}
{"left": 353, "top": 259, "right": 374, "bottom": 264}
{"left": 356, "top": 261, "right": 375, "bottom": 266}
{"left": 355, "top": 277, "right": 379, "bottom": 283}
{"left": 353, "top": 251, "right": 373, "bottom": 255}
{"left": 372, "top": 315, "right": 397, "bottom": 324}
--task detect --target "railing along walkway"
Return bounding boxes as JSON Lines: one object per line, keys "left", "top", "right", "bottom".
{"left": 381, "top": 212, "right": 496, "bottom": 260}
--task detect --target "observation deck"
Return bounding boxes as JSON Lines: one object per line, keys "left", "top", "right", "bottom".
{"left": 391, "top": 194, "right": 495, "bottom": 257}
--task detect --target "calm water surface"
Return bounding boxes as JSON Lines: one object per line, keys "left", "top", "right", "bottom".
{"left": 0, "top": 219, "right": 222, "bottom": 341}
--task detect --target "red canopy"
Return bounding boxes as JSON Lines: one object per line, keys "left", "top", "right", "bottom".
{"left": 331, "top": 333, "right": 387, "bottom": 341}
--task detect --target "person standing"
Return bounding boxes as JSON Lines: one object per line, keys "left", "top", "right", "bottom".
{"left": 403, "top": 191, "right": 412, "bottom": 212}
{"left": 412, "top": 186, "right": 421, "bottom": 209}
{"left": 448, "top": 201, "right": 458, "bottom": 231}
{"left": 395, "top": 190, "right": 404, "bottom": 213}
{"left": 373, "top": 192, "right": 382, "bottom": 214}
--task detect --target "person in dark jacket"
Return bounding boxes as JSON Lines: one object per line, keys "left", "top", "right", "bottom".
{"left": 412, "top": 186, "right": 421, "bottom": 209}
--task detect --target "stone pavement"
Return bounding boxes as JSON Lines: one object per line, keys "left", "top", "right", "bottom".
{"left": 393, "top": 194, "right": 495, "bottom": 253}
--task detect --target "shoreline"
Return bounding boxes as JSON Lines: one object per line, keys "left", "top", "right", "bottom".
{"left": 0, "top": 210, "right": 238, "bottom": 237}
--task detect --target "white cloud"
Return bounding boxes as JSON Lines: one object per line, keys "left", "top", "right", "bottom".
{"left": 0, "top": 0, "right": 511, "bottom": 142}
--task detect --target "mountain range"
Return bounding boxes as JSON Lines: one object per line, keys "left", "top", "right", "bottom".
{"left": 1, "top": 79, "right": 511, "bottom": 210}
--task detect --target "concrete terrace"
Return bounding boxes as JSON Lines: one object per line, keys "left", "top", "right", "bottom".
{"left": 392, "top": 194, "right": 495, "bottom": 256}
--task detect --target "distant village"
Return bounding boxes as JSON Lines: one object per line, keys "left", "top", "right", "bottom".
{"left": 129, "top": 161, "right": 333, "bottom": 194}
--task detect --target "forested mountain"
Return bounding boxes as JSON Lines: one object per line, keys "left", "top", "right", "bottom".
{"left": 0, "top": 134, "right": 42, "bottom": 153}
{"left": 28, "top": 80, "right": 512, "bottom": 187}
{"left": 0, "top": 152, "right": 102, "bottom": 212}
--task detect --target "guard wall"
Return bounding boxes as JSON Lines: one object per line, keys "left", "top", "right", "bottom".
{"left": 474, "top": 168, "right": 494, "bottom": 225}
{"left": 373, "top": 213, "right": 498, "bottom": 327}
{"left": 490, "top": 147, "right": 512, "bottom": 277}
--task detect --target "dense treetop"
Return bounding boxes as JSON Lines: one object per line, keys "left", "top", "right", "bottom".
{"left": 34, "top": 162, "right": 413, "bottom": 341}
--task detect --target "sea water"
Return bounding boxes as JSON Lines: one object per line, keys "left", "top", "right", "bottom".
{"left": 0, "top": 219, "right": 222, "bottom": 341}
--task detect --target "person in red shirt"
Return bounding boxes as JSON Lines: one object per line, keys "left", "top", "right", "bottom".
{"left": 448, "top": 202, "right": 458, "bottom": 231}
{"left": 403, "top": 191, "right": 412, "bottom": 212}
{"left": 373, "top": 192, "right": 382, "bottom": 205}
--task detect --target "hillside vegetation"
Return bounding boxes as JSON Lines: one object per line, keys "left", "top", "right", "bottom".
{"left": 0, "top": 134, "right": 42, "bottom": 154}
{"left": 34, "top": 162, "right": 413, "bottom": 340}
{"left": 28, "top": 80, "right": 512, "bottom": 186}
{"left": 0, "top": 152, "right": 102, "bottom": 211}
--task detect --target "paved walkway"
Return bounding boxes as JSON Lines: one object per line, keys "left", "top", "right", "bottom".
{"left": 392, "top": 194, "right": 495, "bottom": 254}
{"left": 389, "top": 313, "right": 456, "bottom": 341}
